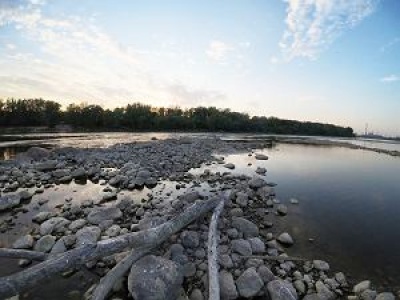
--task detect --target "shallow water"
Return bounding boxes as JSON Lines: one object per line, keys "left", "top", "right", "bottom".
{"left": 192, "top": 143, "right": 400, "bottom": 290}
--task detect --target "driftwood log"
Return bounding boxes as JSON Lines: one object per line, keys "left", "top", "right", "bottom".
{"left": 0, "top": 197, "right": 220, "bottom": 299}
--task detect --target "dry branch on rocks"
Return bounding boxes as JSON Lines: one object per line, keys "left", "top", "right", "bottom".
{"left": 0, "top": 197, "right": 220, "bottom": 299}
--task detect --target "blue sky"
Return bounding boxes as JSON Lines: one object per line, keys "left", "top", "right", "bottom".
{"left": 0, "top": 0, "right": 399, "bottom": 135}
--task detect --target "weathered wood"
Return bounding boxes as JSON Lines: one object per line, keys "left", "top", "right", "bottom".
{"left": 0, "top": 197, "right": 219, "bottom": 298}
{"left": 91, "top": 247, "right": 151, "bottom": 300}
{"left": 241, "top": 255, "right": 306, "bottom": 262}
{"left": 207, "top": 197, "right": 225, "bottom": 300}
{"left": 0, "top": 249, "right": 48, "bottom": 261}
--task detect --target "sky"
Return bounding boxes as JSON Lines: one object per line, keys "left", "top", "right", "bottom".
{"left": 0, "top": 0, "right": 399, "bottom": 135}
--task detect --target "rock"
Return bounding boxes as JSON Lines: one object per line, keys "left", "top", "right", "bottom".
{"left": 0, "top": 194, "right": 21, "bottom": 211}
{"left": 19, "top": 190, "right": 34, "bottom": 200}
{"left": 224, "top": 163, "right": 235, "bottom": 170}
{"left": 189, "top": 288, "right": 204, "bottom": 300}
{"left": 376, "top": 293, "right": 395, "bottom": 300}
{"left": 277, "top": 232, "right": 294, "bottom": 246}
{"left": 294, "top": 280, "right": 306, "bottom": 295}
{"left": 34, "top": 235, "right": 56, "bottom": 252}
{"left": 257, "top": 265, "right": 275, "bottom": 283}
{"left": 40, "top": 217, "right": 70, "bottom": 235}
{"left": 87, "top": 207, "right": 122, "bottom": 225}
{"left": 255, "top": 167, "right": 267, "bottom": 174}
{"left": 76, "top": 226, "right": 101, "bottom": 246}
{"left": 12, "top": 234, "right": 34, "bottom": 249}
{"left": 219, "top": 254, "right": 234, "bottom": 269}
{"left": 267, "top": 280, "right": 298, "bottom": 300}
{"left": 128, "top": 255, "right": 183, "bottom": 300}
{"left": 235, "top": 192, "right": 248, "bottom": 207}
{"left": 71, "top": 168, "right": 87, "bottom": 179}
{"left": 26, "top": 147, "right": 50, "bottom": 160}
{"left": 248, "top": 237, "right": 266, "bottom": 253}
{"left": 248, "top": 177, "right": 267, "bottom": 189}
{"left": 353, "top": 281, "right": 371, "bottom": 294}
{"left": 255, "top": 153, "right": 268, "bottom": 160}
{"left": 50, "top": 238, "right": 67, "bottom": 254}
{"left": 219, "top": 270, "right": 238, "bottom": 300}
{"left": 277, "top": 204, "right": 288, "bottom": 215}
{"left": 105, "top": 224, "right": 121, "bottom": 237}
{"left": 313, "top": 260, "right": 330, "bottom": 271}
{"left": 101, "top": 191, "right": 118, "bottom": 202}
{"left": 69, "top": 219, "right": 87, "bottom": 232}
{"left": 34, "top": 160, "right": 58, "bottom": 171}
{"left": 236, "top": 268, "right": 264, "bottom": 298}
{"left": 231, "top": 239, "right": 252, "bottom": 256}
{"left": 231, "top": 217, "right": 259, "bottom": 238}
{"left": 360, "top": 289, "right": 377, "bottom": 300}
{"left": 315, "top": 280, "right": 335, "bottom": 300}
{"left": 32, "top": 211, "right": 54, "bottom": 223}
{"left": 181, "top": 231, "right": 200, "bottom": 249}
{"left": 290, "top": 198, "right": 299, "bottom": 204}
{"left": 334, "top": 272, "right": 347, "bottom": 286}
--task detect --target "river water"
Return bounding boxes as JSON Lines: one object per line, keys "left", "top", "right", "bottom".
{"left": 1, "top": 132, "right": 399, "bottom": 295}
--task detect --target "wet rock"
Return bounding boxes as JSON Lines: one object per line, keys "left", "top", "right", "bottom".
{"left": 248, "top": 178, "right": 267, "bottom": 189}
{"left": 313, "top": 260, "right": 330, "bottom": 272}
{"left": 277, "top": 204, "right": 288, "bottom": 215}
{"left": 12, "top": 234, "right": 34, "bottom": 249}
{"left": 128, "top": 255, "right": 183, "bottom": 300}
{"left": 290, "top": 198, "right": 299, "bottom": 204}
{"left": 267, "top": 280, "right": 298, "bottom": 300}
{"left": 255, "top": 153, "right": 268, "bottom": 160}
{"left": 34, "top": 235, "right": 56, "bottom": 252}
{"left": 76, "top": 226, "right": 101, "bottom": 246}
{"left": 255, "top": 167, "right": 267, "bottom": 174}
{"left": 231, "top": 239, "right": 252, "bottom": 256}
{"left": 353, "top": 281, "right": 371, "bottom": 294}
{"left": 231, "top": 217, "right": 259, "bottom": 238}
{"left": 277, "top": 232, "right": 294, "bottom": 246}
{"left": 87, "top": 207, "right": 122, "bottom": 225}
{"left": 224, "top": 163, "right": 235, "bottom": 170}
{"left": 236, "top": 267, "right": 264, "bottom": 298}
{"left": 219, "top": 270, "right": 238, "bottom": 300}
{"left": 0, "top": 194, "right": 21, "bottom": 211}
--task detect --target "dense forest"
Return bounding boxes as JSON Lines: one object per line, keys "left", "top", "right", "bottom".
{"left": 0, "top": 98, "right": 354, "bottom": 137}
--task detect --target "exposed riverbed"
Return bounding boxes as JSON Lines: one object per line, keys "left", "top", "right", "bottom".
{"left": 0, "top": 133, "right": 399, "bottom": 299}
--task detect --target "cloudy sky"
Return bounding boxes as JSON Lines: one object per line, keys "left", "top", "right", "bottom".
{"left": 0, "top": 0, "right": 399, "bottom": 135}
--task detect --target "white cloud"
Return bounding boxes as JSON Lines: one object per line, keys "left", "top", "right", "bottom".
{"left": 380, "top": 37, "right": 400, "bottom": 53}
{"left": 206, "top": 40, "right": 233, "bottom": 62}
{"left": 280, "top": 0, "right": 379, "bottom": 61}
{"left": 0, "top": 0, "right": 224, "bottom": 108}
{"left": 380, "top": 75, "right": 399, "bottom": 83}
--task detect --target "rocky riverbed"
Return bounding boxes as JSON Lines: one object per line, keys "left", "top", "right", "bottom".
{"left": 0, "top": 137, "right": 397, "bottom": 300}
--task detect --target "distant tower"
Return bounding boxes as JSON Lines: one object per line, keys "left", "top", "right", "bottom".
{"left": 365, "top": 123, "right": 368, "bottom": 135}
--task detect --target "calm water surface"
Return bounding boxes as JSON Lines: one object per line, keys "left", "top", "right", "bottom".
{"left": 192, "top": 144, "right": 400, "bottom": 290}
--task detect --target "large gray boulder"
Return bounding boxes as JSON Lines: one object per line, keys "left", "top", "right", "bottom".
{"left": 128, "top": 255, "right": 183, "bottom": 300}
{"left": 34, "top": 235, "right": 56, "bottom": 253}
{"left": 231, "top": 217, "right": 259, "bottom": 238}
{"left": 0, "top": 194, "right": 21, "bottom": 211}
{"left": 236, "top": 268, "right": 264, "bottom": 298}
{"left": 267, "top": 280, "right": 298, "bottom": 300}
{"left": 231, "top": 239, "right": 252, "bottom": 256}
{"left": 87, "top": 207, "right": 122, "bottom": 225}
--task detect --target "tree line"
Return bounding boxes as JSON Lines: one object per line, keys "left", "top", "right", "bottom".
{"left": 0, "top": 98, "right": 354, "bottom": 137}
